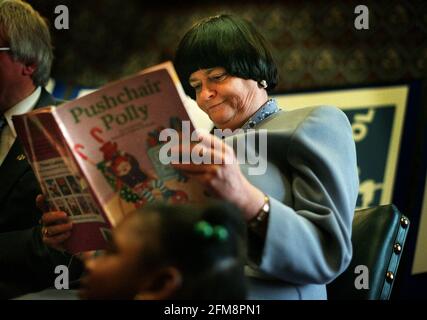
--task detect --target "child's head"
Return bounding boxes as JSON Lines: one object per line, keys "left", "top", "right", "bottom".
{"left": 79, "top": 202, "right": 247, "bottom": 300}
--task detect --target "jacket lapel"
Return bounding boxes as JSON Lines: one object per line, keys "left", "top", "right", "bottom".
{"left": 0, "top": 88, "right": 57, "bottom": 204}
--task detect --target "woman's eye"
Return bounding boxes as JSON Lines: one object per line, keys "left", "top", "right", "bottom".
{"left": 211, "top": 73, "right": 227, "bottom": 81}
{"left": 190, "top": 83, "right": 201, "bottom": 91}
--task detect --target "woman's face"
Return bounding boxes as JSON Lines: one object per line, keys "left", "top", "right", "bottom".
{"left": 189, "top": 67, "right": 261, "bottom": 130}
{"left": 79, "top": 214, "right": 158, "bottom": 299}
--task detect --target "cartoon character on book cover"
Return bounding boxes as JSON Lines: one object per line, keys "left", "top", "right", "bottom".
{"left": 76, "top": 118, "right": 190, "bottom": 210}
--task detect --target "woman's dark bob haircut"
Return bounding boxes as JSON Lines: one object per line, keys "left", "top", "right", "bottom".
{"left": 174, "top": 14, "right": 278, "bottom": 99}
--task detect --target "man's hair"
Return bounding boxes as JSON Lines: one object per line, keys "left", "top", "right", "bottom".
{"left": 135, "top": 201, "right": 248, "bottom": 299}
{"left": 174, "top": 14, "right": 278, "bottom": 99}
{"left": 0, "top": 0, "right": 53, "bottom": 86}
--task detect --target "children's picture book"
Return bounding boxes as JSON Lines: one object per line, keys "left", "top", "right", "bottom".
{"left": 13, "top": 62, "right": 209, "bottom": 254}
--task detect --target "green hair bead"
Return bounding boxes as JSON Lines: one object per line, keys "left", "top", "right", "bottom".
{"left": 213, "top": 226, "right": 228, "bottom": 241}
{"left": 194, "top": 220, "right": 229, "bottom": 242}
{"left": 194, "top": 220, "right": 214, "bottom": 238}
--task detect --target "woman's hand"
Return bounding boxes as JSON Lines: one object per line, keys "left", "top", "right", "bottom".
{"left": 171, "top": 130, "right": 265, "bottom": 221}
{"left": 36, "top": 194, "right": 73, "bottom": 252}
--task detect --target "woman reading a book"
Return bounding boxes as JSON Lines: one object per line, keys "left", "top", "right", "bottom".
{"left": 40, "top": 14, "right": 359, "bottom": 300}
{"left": 78, "top": 202, "right": 247, "bottom": 300}
{"left": 171, "top": 14, "right": 359, "bottom": 299}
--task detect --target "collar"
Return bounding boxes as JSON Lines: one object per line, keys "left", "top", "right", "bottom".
{"left": 4, "top": 86, "right": 41, "bottom": 137}
{"left": 240, "top": 98, "right": 280, "bottom": 129}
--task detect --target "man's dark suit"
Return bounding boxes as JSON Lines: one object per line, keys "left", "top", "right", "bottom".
{"left": 0, "top": 88, "right": 81, "bottom": 299}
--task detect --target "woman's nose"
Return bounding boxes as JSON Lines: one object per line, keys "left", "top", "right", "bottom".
{"left": 199, "top": 84, "right": 216, "bottom": 101}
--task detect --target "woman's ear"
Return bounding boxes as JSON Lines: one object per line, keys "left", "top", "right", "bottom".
{"left": 134, "top": 266, "right": 182, "bottom": 300}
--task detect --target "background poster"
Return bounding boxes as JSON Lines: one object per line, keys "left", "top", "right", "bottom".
{"left": 274, "top": 85, "right": 409, "bottom": 209}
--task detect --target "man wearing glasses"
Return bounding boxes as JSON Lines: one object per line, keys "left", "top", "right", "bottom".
{"left": 0, "top": 0, "right": 72, "bottom": 298}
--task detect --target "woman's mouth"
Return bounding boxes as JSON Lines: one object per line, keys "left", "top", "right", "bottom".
{"left": 208, "top": 101, "right": 225, "bottom": 111}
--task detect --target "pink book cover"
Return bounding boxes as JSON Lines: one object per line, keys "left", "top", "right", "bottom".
{"left": 45, "top": 61, "right": 209, "bottom": 253}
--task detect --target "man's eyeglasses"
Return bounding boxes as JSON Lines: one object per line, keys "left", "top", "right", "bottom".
{"left": 0, "top": 47, "right": 10, "bottom": 51}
